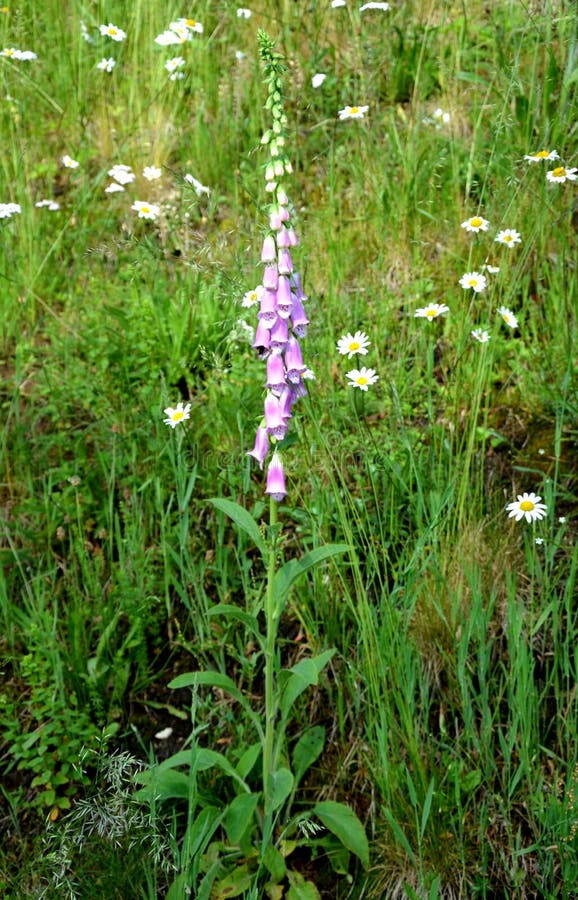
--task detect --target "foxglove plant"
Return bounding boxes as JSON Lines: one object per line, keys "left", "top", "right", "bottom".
{"left": 248, "top": 31, "right": 311, "bottom": 502}
{"left": 155, "top": 32, "right": 368, "bottom": 898}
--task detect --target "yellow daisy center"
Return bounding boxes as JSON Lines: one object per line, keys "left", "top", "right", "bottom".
{"left": 349, "top": 341, "right": 360, "bottom": 350}
{"left": 350, "top": 106, "right": 359, "bottom": 114}
{"left": 503, "top": 235, "right": 512, "bottom": 241}
{"left": 186, "top": 19, "right": 197, "bottom": 26}
{"left": 5, "top": 47, "right": 14, "bottom": 54}
{"left": 141, "top": 206, "right": 150, "bottom": 213}
{"left": 468, "top": 278, "right": 478, "bottom": 286}
{"left": 534, "top": 150, "right": 549, "bottom": 158}
{"left": 470, "top": 217, "right": 483, "bottom": 227}
{"left": 520, "top": 500, "right": 534, "bottom": 511}
{"left": 357, "top": 377, "right": 368, "bottom": 385}
{"left": 173, "top": 411, "right": 184, "bottom": 422}
{"left": 109, "top": 27, "right": 117, "bottom": 34}
{"left": 552, "top": 167, "right": 566, "bottom": 178}
{"left": 426, "top": 309, "right": 436, "bottom": 317}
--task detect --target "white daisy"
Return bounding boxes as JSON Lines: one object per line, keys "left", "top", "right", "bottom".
{"left": 62, "top": 155, "right": 79, "bottom": 169}
{"left": 432, "top": 108, "right": 450, "bottom": 125}
{"left": 237, "top": 8, "right": 252, "bottom": 18}
{"left": 165, "top": 56, "right": 185, "bottom": 73}
{"left": 35, "top": 199, "right": 60, "bottom": 210}
{"left": 471, "top": 328, "right": 490, "bottom": 343}
{"left": 506, "top": 492, "right": 548, "bottom": 524}
{"left": 461, "top": 215, "right": 489, "bottom": 233}
{"left": 242, "top": 286, "right": 265, "bottom": 308}
{"left": 132, "top": 200, "right": 160, "bottom": 220}
{"left": 459, "top": 272, "right": 487, "bottom": 292}
{"left": 495, "top": 229, "right": 521, "bottom": 247}
{"left": 99, "top": 23, "right": 126, "bottom": 41}
{"left": 497, "top": 306, "right": 518, "bottom": 328}
{"left": 546, "top": 166, "right": 578, "bottom": 183}
{"left": 163, "top": 402, "right": 191, "bottom": 428}
{"left": 105, "top": 182, "right": 125, "bottom": 193}
{"left": 338, "top": 105, "right": 369, "bottom": 120}
{"left": 524, "top": 149, "right": 559, "bottom": 163}
{"left": 346, "top": 367, "right": 379, "bottom": 391}
{"left": 336, "top": 330, "right": 371, "bottom": 358}
{"left": 414, "top": 303, "right": 450, "bottom": 320}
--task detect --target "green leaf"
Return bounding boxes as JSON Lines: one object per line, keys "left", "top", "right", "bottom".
{"left": 183, "top": 806, "right": 223, "bottom": 860}
{"left": 168, "top": 671, "right": 263, "bottom": 739}
{"left": 196, "top": 748, "right": 251, "bottom": 791}
{"left": 135, "top": 768, "right": 190, "bottom": 802}
{"left": 272, "top": 544, "right": 350, "bottom": 615}
{"left": 212, "top": 864, "right": 254, "bottom": 899}
{"left": 311, "top": 801, "right": 369, "bottom": 869}
{"left": 286, "top": 869, "right": 322, "bottom": 900}
{"left": 235, "top": 743, "right": 261, "bottom": 780}
{"left": 262, "top": 844, "right": 286, "bottom": 883}
{"left": 270, "top": 767, "right": 294, "bottom": 811}
{"left": 207, "top": 604, "right": 263, "bottom": 644}
{"left": 292, "top": 726, "right": 325, "bottom": 785}
{"left": 279, "top": 650, "right": 336, "bottom": 719}
{"left": 209, "top": 498, "right": 267, "bottom": 558}
{"left": 225, "top": 792, "right": 260, "bottom": 845}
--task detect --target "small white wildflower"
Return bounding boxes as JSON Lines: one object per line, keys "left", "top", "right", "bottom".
{"left": 142, "top": 165, "right": 162, "bottom": 181}
{"left": 237, "top": 8, "right": 252, "bottom": 18}
{"left": 459, "top": 272, "right": 487, "bottom": 292}
{"left": 506, "top": 492, "right": 548, "bottom": 524}
{"left": 105, "top": 182, "right": 125, "bottom": 193}
{"left": 184, "top": 173, "right": 210, "bottom": 196}
{"left": 108, "top": 164, "right": 135, "bottom": 184}
{"left": 96, "top": 57, "right": 116, "bottom": 72}
{"left": 497, "top": 306, "right": 518, "bottom": 328}
{"left": 163, "top": 402, "right": 191, "bottom": 428}
{"left": 99, "top": 23, "right": 126, "bottom": 41}
{"left": 524, "top": 149, "right": 559, "bottom": 163}
{"left": 338, "top": 105, "right": 369, "bottom": 120}
{"left": 461, "top": 215, "right": 489, "bottom": 233}
{"left": 495, "top": 229, "right": 522, "bottom": 247}
{"left": 154, "top": 727, "right": 174, "bottom": 740}
{"left": 62, "top": 155, "right": 79, "bottom": 169}
{"left": 132, "top": 200, "right": 160, "bottom": 220}
{"left": 546, "top": 166, "right": 578, "bottom": 183}
{"left": 414, "top": 303, "right": 450, "bottom": 320}
{"left": 346, "top": 367, "right": 379, "bottom": 391}
{"left": 312, "top": 73, "right": 327, "bottom": 88}
{"left": 471, "top": 328, "right": 490, "bottom": 343}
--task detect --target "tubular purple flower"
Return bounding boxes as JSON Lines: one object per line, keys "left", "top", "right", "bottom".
{"left": 276, "top": 275, "right": 293, "bottom": 318}
{"left": 253, "top": 319, "right": 271, "bottom": 354}
{"left": 276, "top": 227, "right": 291, "bottom": 248}
{"left": 266, "top": 351, "right": 287, "bottom": 392}
{"left": 290, "top": 295, "right": 309, "bottom": 336}
{"left": 287, "top": 226, "right": 299, "bottom": 247}
{"left": 264, "top": 392, "right": 288, "bottom": 438}
{"left": 291, "top": 272, "right": 307, "bottom": 302}
{"left": 279, "top": 206, "right": 290, "bottom": 222}
{"left": 277, "top": 188, "right": 288, "bottom": 206}
{"left": 269, "top": 209, "right": 282, "bottom": 230}
{"left": 284, "top": 336, "right": 306, "bottom": 384}
{"left": 258, "top": 289, "right": 277, "bottom": 322}
{"left": 261, "top": 234, "right": 277, "bottom": 261}
{"left": 265, "top": 451, "right": 286, "bottom": 502}
{"left": 262, "top": 265, "right": 279, "bottom": 290}
{"left": 278, "top": 248, "right": 293, "bottom": 274}
{"left": 247, "top": 425, "right": 269, "bottom": 469}
{"left": 270, "top": 315, "right": 289, "bottom": 348}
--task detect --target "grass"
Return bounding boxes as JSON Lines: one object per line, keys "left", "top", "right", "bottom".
{"left": 1, "top": 0, "right": 577, "bottom": 897}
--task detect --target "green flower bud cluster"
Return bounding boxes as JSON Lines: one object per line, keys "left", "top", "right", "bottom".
{"left": 258, "top": 30, "right": 292, "bottom": 174}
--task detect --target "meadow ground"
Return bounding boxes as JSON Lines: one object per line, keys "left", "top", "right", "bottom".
{"left": 0, "top": 1, "right": 577, "bottom": 897}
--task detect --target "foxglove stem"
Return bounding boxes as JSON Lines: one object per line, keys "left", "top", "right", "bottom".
{"left": 262, "top": 495, "right": 278, "bottom": 845}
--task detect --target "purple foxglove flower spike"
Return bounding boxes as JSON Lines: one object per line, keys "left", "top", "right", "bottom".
{"left": 247, "top": 425, "right": 269, "bottom": 469}
{"left": 262, "top": 264, "right": 279, "bottom": 290}
{"left": 265, "top": 451, "right": 286, "bottom": 502}
{"left": 269, "top": 315, "right": 289, "bottom": 348}
{"left": 278, "top": 248, "right": 293, "bottom": 274}
{"left": 261, "top": 234, "right": 277, "bottom": 261}
{"left": 266, "top": 351, "right": 287, "bottom": 392}
{"left": 269, "top": 209, "right": 282, "bottom": 230}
